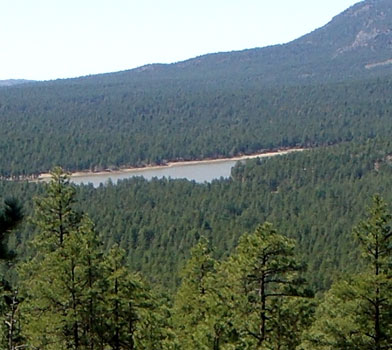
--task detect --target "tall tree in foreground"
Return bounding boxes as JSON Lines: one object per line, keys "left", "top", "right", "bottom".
{"left": 172, "top": 237, "right": 223, "bottom": 349}
{"left": 32, "top": 166, "right": 80, "bottom": 250}
{"left": 300, "top": 195, "right": 392, "bottom": 350}
{"left": 20, "top": 217, "right": 104, "bottom": 349}
{"left": 172, "top": 225, "right": 314, "bottom": 349}
{"left": 19, "top": 168, "right": 105, "bottom": 349}
{"left": 0, "top": 198, "right": 23, "bottom": 350}
{"left": 222, "top": 222, "right": 313, "bottom": 349}
{"left": 19, "top": 168, "right": 171, "bottom": 350}
{"left": 102, "top": 245, "right": 150, "bottom": 350}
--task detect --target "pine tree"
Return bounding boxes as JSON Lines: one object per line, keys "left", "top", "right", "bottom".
{"left": 18, "top": 168, "right": 172, "bottom": 350}
{"left": 101, "top": 245, "right": 168, "bottom": 350}
{"left": 0, "top": 289, "right": 24, "bottom": 350}
{"left": 354, "top": 195, "right": 392, "bottom": 350}
{"left": 20, "top": 214, "right": 105, "bottom": 350}
{"left": 32, "top": 166, "right": 80, "bottom": 250}
{"left": 0, "top": 198, "right": 23, "bottom": 260}
{"left": 77, "top": 217, "right": 106, "bottom": 350}
{"left": 172, "top": 237, "right": 222, "bottom": 349}
{"left": 223, "top": 222, "right": 312, "bottom": 349}
{"left": 19, "top": 169, "right": 104, "bottom": 349}
{"left": 300, "top": 195, "right": 392, "bottom": 350}
{"left": 0, "top": 198, "right": 23, "bottom": 349}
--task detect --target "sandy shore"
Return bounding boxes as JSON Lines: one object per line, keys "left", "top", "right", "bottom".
{"left": 37, "top": 148, "right": 305, "bottom": 181}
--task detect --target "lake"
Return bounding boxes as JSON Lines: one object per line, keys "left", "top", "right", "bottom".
{"left": 71, "top": 158, "right": 238, "bottom": 187}
{"left": 37, "top": 149, "right": 303, "bottom": 187}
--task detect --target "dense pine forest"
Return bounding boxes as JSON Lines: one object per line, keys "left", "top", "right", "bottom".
{"left": 2, "top": 76, "right": 392, "bottom": 177}
{"left": 2, "top": 0, "right": 392, "bottom": 177}
{"left": 1, "top": 162, "right": 392, "bottom": 349}
{"left": 2, "top": 0, "right": 392, "bottom": 348}
{"left": 2, "top": 138, "right": 392, "bottom": 288}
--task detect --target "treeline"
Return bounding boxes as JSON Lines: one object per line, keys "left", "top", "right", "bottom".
{"left": 2, "top": 137, "right": 392, "bottom": 291}
{"left": 1, "top": 169, "right": 391, "bottom": 349}
{"left": 2, "top": 74, "right": 392, "bottom": 176}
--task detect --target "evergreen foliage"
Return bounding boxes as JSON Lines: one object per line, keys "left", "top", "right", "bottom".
{"left": 2, "top": 2, "right": 392, "bottom": 346}
{"left": 216, "top": 223, "right": 313, "bottom": 349}
{"left": 172, "top": 238, "right": 220, "bottom": 349}
{"left": 0, "top": 198, "right": 23, "bottom": 350}
{"left": 2, "top": 74, "right": 392, "bottom": 176}
{"left": 1, "top": 1, "right": 392, "bottom": 177}
{"left": 0, "top": 168, "right": 392, "bottom": 349}
{"left": 0, "top": 198, "right": 23, "bottom": 260}
{"left": 3, "top": 138, "right": 392, "bottom": 290}
{"left": 172, "top": 225, "right": 315, "bottom": 350}
{"left": 299, "top": 195, "right": 392, "bottom": 350}
{"left": 18, "top": 169, "right": 171, "bottom": 350}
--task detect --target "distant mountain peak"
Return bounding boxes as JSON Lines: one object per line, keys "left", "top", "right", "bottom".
{"left": 345, "top": 0, "right": 371, "bottom": 17}
{"left": 162, "top": 0, "right": 392, "bottom": 84}
{"left": 332, "top": 0, "right": 392, "bottom": 59}
{"left": 5, "top": 0, "right": 392, "bottom": 87}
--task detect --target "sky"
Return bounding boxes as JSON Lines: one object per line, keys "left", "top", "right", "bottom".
{"left": 0, "top": 0, "right": 362, "bottom": 81}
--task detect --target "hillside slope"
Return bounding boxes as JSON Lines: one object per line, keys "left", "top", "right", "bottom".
{"left": 2, "top": 0, "right": 392, "bottom": 176}
{"left": 71, "top": 0, "right": 392, "bottom": 86}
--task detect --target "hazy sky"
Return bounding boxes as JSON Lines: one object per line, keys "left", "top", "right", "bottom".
{"left": 1, "top": 0, "right": 361, "bottom": 81}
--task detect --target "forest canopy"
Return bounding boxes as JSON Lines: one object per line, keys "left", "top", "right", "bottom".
{"left": 1, "top": 168, "right": 392, "bottom": 349}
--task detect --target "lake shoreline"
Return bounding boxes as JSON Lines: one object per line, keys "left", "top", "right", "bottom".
{"left": 36, "top": 147, "right": 305, "bottom": 182}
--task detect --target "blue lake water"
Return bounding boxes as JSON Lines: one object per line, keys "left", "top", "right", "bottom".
{"left": 71, "top": 159, "right": 239, "bottom": 187}
{"left": 63, "top": 150, "right": 302, "bottom": 187}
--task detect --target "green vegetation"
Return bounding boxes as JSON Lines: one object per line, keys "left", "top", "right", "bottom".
{"left": 300, "top": 196, "right": 392, "bottom": 350}
{"left": 2, "top": 75, "right": 392, "bottom": 177}
{"left": 2, "top": 138, "right": 392, "bottom": 291}
{"left": 2, "top": 2, "right": 392, "bottom": 347}
{"left": 7, "top": 169, "right": 171, "bottom": 350}
{"left": 1, "top": 0, "right": 392, "bottom": 177}
{"left": 0, "top": 199, "right": 22, "bottom": 260}
{"left": 1, "top": 170, "right": 392, "bottom": 349}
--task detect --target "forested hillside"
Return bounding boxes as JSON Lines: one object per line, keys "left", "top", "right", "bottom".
{"left": 1, "top": 0, "right": 392, "bottom": 176}
{"left": 2, "top": 138, "right": 392, "bottom": 290}
{"left": 2, "top": 76, "right": 392, "bottom": 176}
{"left": 2, "top": 1, "right": 392, "bottom": 347}
{"left": 1, "top": 143, "right": 392, "bottom": 348}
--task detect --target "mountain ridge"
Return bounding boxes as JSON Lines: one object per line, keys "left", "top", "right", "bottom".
{"left": 58, "top": 0, "right": 392, "bottom": 87}
{"left": 6, "top": 0, "right": 390, "bottom": 87}
{"left": 2, "top": 0, "right": 392, "bottom": 176}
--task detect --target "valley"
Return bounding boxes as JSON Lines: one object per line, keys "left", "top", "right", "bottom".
{"left": 1, "top": 0, "right": 392, "bottom": 348}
